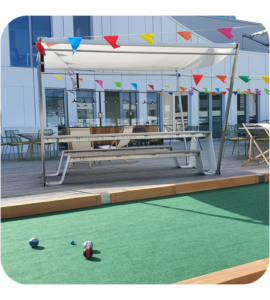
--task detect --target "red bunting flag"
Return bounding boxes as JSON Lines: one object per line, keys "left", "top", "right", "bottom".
{"left": 211, "top": 92, "right": 215, "bottom": 95}
{"left": 95, "top": 80, "right": 103, "bottom": 88}
{"left": 247, "top": 89, "right": 254, "bottom": 94}
{"left": 180, "top": 87, "right": 187, "bottom": 91}
{"left": 192, "top": 75, "right": 203, "bottom": 85}
{"left": 226, "top": 88, "right": 230, "bottom": 91}
{"left": 177, "top": 31, "right": 192, "bottom": 41}
{"left": 35, "top": 42, "right": 46, "bottom": 56}
{"left": 221, "top": 91, "right": 226, "bottom": 95}
{"left": 216, "top": 75, "right": 227, "bottom": 83}
{"left": 104, "top": 35, "right": 120, "bottom": 49}
{"left": 148, "top": 84, "right": 154, "bottom": 90}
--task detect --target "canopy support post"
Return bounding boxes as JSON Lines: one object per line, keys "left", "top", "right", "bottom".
{"left": 37, "top": 52, "right": 46, "bottom": 186}
{"left": 216, "top": 44, "right": 240, "bottom": 174}
{"left": 176, "top": 71, "right": 188, "bottom": 165}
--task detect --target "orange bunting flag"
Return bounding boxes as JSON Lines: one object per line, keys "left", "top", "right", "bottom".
{"left": 211, "top": 92, "right": 215, "bottom": 95}
{"left": 221, "top": 91, "right": 226, "bottom": 95}
{"left": 104, "top": 35, "right": 120, "bottom": 49}
{"left": 177, "top": 31, "right": 192, "bottom": 41}
{"left": 247, "top": 89, "right": 254, "bottom": 94}
{"left": 192, "top": 74, "right": 203, "bottom": 85}
{"left": 148, "top": 84, "right": 154, "bottom": 90}
{"left": 180, "top": 87, "right": 187, "bottom": 91}
{"left": 79, "top": 78, "right": 84, "bottom": 83}
{"left": 216, "top": 76, "right": 227, "bottom": 83}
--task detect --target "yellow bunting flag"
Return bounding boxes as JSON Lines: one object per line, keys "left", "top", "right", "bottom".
{"left": 139, "top": 34, "right": 156, "bottom": 44}
{"left": 53, "top": 75, "right": 63, "bottom": 79}
{"left": 244, "top": 91, "right": 249, "bottom": 94}
{"left": 262, "top": 76, "right": 269, "bottom": 85}
{"left": 158, "top": 92, "right": 163, "bottom": 95}
{"left": 165, "top": 85, "right": 171, "bottom": 88}
{"left": 181, "top": 92, "right": 183, "bottom": 95}
{"left": 236, "top": 89, "right": 242, "bottom": 94}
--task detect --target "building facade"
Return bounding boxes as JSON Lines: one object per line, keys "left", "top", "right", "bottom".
{"left": 1, "top": 16, "right": 269, "bottom": 141}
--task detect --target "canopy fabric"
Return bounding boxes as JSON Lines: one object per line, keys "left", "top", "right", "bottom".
{"left": 41, "top": 38, "right": 236, "bottom": 71}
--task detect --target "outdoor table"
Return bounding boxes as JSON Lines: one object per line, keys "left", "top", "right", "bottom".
{"left": 44, "top": 130, "right": 217, "bottom": 175}
{"left": 17, "top": 132, "right": 58, "bottom": 160}
{"left": 240, "top": 124, "right": 270, "bottom": 166}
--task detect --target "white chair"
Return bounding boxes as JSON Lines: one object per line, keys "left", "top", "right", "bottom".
{"left": 98, "top": 126, "right": 137, "bottom": 164}
{"left": 68, "top": 128, "right": 94, "bottom": 169}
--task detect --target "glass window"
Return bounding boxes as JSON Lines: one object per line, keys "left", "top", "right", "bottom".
{"left": 175, "top": 95, "right": 188, "bottom": 130}
{"left": 32, "top": 16, "right": 51, "bottom": 67}
{"left": 9, "top": 16, "right": 30, "bottom": 67}
{"left": 163, "top": 94, "right": 173, "bottom": 132}
{"left": 76, "top": 91, "right": 96, "bottom": 127}
{"left": 147, "top": 93, "right": 159, "bottom": 125}
{"left": 120, "top": 92, "right": 138, "bottom": 125}
{"left": 46, "top": 90, "right": 65, "bottom": 127}
{"left": 105, "top": 91, "right": 120, "bottom": 125}
{"left": 73, "top": 16, "right": 91, "bottom": 39}
{"left": 212, "top": 94, "right": 222, "bottom": 138}
{"left": 199, "top": 94, "right": 209, "bottom": 130}
{"left": 237, "top": 94, "right": 246, "bottom": 125}
{"left": 249, "top": 94, "right": 258, "bottom": 123}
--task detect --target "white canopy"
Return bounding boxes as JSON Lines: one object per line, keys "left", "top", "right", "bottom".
{"left": 41, "top": 38, "right": 236, "bottom": 71}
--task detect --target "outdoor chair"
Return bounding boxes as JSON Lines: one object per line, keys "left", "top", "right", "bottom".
{"left": 223, "top": 125, "right": 249, "bottom": 157}
{"left": 98, "top": 126, "right": 137, "bottom": 164}
{"left": 34, "top": 129, "right": 55, "bottom": 159}
{"left": 68, "top": 128, "right": 94, "bottom": 169}
{"left": 254, "top": 125, "right": 269, "bottom": 157}
{"left": 4, "top": 130, "right": 30, "bottom": 160}
{"left": 1, "top": 135, "right": 9, "bottom": 160}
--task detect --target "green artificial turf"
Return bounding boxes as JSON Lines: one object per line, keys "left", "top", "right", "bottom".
{"left": 1, "top": 183, "right": 269, "bottom": 284}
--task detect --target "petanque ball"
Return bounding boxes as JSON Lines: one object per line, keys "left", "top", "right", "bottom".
{"left": 83, "top": 241, "right": 93, "bottom": 249}
{"left": 70, "top": 240, "right": 75, "bottom": 245}
{"left": 29, "top": 237, "right": 39, "bottom": 247}
{"left": 83, "top": 247, "right": 93, "bottom": 259}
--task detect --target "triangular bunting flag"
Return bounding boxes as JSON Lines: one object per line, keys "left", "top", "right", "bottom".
{"left": 211, "top": 92, "right": 215, "bottom": 95}
{"left": 191, "top": 87, "right": 199, "bottom": 92}
{"left": 177, "top": 31, "right": 192, "bottom": 41}
{"left": 46, "top": 43, "right": 58, "bottom": 47}
{"left": 233, "top": 91, "right": 238, "bottom": 95}
{"left": 188, "top": 91, "right": 193, "bottom": 96}
{"left": 262, "top": 76, "right": 269, "bottom": 85}
{"left": 53, "top": 75, "right": 63, "bottom": 79}
{"left": 236, "top": 89, "right": 242, "bottom": 94}
{"left": 226, "top": 88, "right": 230, "bottom": 91}
{"left": 157, "top": 92, "right": 163, "bottom": 95}
{"left": 95, "top": 80, "right": 103, "bottom": 88}
{"left": 35, "top": 42, "right": 46, "bottom": 56}
{"left": 181, "top": 92, "right": 183, "bottom": 96}
{"left": 165, "top": 85, "right": 171, "bottom": 88}
{"left": 244, "top": 91, "right": 249, "bottom": 94}
{"left": 148, "top": 85, "right": 154, "bottom": 90}
{"left": 180, "top": 87, "right": 187, "bottom": 91}
{"left": 203, "top": 88, "right": 208, "bottom": 92}
{"left": 104, "top": 35, "right": 120, "bottom": 49}
{"left": 216, "top": 76, "right": 227, "bottom": 83}
{"left": 255, "top": 89, "right": 261, "bottom": 95}
{"left": 79, "top": 78, "right": 84, "bottom": 83}
{"left": 247, "top": 89, "right": 254, "bottom": 94}
{"left": 199, "top": 92, "right": 205, "bottom": 96}
{"left": 217, "top": 28, "right": 234, "bottom": 39}
{"left": 221, "top": 92, "right": 226, "bottom": 95}
{"left": 114, "top": 82, "right": 121, "bottom": 88}
{"left": 238, "top": 76, "right": 251, "bottom": 83}
{"left": 215, "top": 88, "right": 220, "bottom": 93}
{"left": 193, "top": 74, "right": 203, "bottom": 85}
{"left": 139, "top": 34, "right": 156, "bottom": 44}
{"left": 68, "top": 37, "right": 82, "bottom": 54}
{"left": 131, "top": 83, "right": 138, "bottom": 90}
{"left": 264, "top": 88, "right": 269, "bottom": 95}
{"left": 168, "top": 92, "right": 173, "bottom": 95}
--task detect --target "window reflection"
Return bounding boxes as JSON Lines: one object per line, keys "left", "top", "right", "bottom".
{"left": 46, "top": 90, "right": 65, "bottom": 127}
{"left": 76, "top": 91, "right": 95, "bottom": 127}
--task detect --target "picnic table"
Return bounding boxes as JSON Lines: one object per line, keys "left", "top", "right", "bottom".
{"left": 43, "top": 131, "right": 217, "bottom": 185}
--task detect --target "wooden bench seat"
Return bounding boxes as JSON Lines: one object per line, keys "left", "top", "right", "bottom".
{"left": 45, "top": 146, "right": 206, "bottom": 185}
{"left": 171, "top": 258, "right": 270, "bottom": 286}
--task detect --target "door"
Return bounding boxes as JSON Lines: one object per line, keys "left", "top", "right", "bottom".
{"left": 212, "top": 94, "right": 222, "bottom": 138}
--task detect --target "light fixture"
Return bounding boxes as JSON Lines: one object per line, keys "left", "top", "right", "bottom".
{"left": 83, "top": 100, "right": 87, "bottom": 107}
{"left": 92, "top": 99, "right": 96, "bottom": 104}
{"left": 143, "top": 100, "right": 147, "bottom": 104}
{"left": 135, "top": 101, "right": 138, "bottom": 105}
{"left": 123, "top": 99, "right": 127, "bottom": 102}
{"left": 113, "top": 100, "right": 118, "bottom": 103}
{"left": 72, "top": 99, "right": 77, "bottom": 104}
{"left": 151, "top": 101, "right": 155, "bottom": 105}
{"left": 57, "top": 105, "right": 60, "bottom": 109}
{"left": 48, "top": 104, "right": 51, "bottom": 109}
{"left": 105, "top": 100, "right": 108, "bottom": 103}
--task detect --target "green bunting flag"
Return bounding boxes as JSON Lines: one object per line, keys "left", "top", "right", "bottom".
{"left": 264, "top": 88, "right": 269, "bottom": 95}
{"left": 261, "top": 25, "right": 266, "bottom": 29}
{"left": 238, "top": 76, "right": 251, "bottom": 83}
{"left": 114, "top": 82, "right": 121, "bottom": 88}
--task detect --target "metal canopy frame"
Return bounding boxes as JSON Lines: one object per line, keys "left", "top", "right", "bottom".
{"left": 37, "top": 42, "right": 239, "bottom": 186}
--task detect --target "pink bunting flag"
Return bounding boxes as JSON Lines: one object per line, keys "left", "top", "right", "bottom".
{"left": 104, "top": 35, "right": 120, "bottom": 49}
{"left": 226, "top": 88, "right": 230, "bottom": 91}
{"left": 148, "top": 84, "right": 154, "bottom": 90}
{"left": 217, "top": 28, "right": 234, "bottom": 39}
{"left": 95, "top": 80, "right": 103, "bottom": 88}
{"left": 191, "top": 87, "right": 199, "bottom": 92}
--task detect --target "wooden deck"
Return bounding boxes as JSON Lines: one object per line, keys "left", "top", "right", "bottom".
{"left": 1, "top": 140, "right": 269, "bottom": 206}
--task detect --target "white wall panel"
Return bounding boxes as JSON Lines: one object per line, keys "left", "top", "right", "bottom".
{"left": 153, "top": 17, "right": 161, "bottom": 43}
{"left": 161, "top": 16, "right": 176, "bottom": 43}
{"left": 23, "top": 87, "right": 36, "bottom": 126}
{"left": 1, "top": 25, "right": 10, "bottom": 67}
{"left": 128, "top": 16, "right": 145, "bottom": 42}
{"left": 92, "top": 16, "right": 103, "bottom": 40}
{"left": 1, "top": 67, "right": 34, "bottom": 87}
{"left": 248, "top": 53, "right": 266, "bottom": 75}
{"left": 111, "top": 16, "right": 129, "bottom": 42}
{"left": 63, "top": 16, "right": 74, "bottom": 37}
{"left": 51, "top": 16, "right": 64, "bottom": 37}
{"left": 145, "top": 16, "right": 153, "bottom": 33}
{"left": 101, "top": 16, "right": 111, "bottom": 36}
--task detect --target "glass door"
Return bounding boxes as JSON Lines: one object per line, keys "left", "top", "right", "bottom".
{"left": 163, "top": 94, "right": 173, "bottom": 132}
{"left": 175, "top": 94, "right": 188, "bottom": 131}
{"left": 199, "top": 94, "right": 209, "bottom": 131}
{"left": 45, "top": 89, "right": 66, "bottom": 128}
{"left": 212, "top": 94, "right": 222, "bottom": 138}
{"left": 237, "top": 94, "right": 246, "bottom": 125}
{"left": 249, "top": 94, "right": 258, "bottom": 123}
